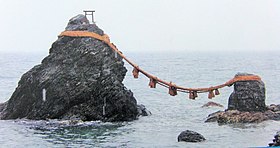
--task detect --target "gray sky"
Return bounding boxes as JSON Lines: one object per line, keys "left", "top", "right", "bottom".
{"left": 0, "top": 0, "right": 279, "bottom": 53}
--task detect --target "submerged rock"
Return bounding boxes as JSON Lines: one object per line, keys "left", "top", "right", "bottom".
{"left": 201, "top": 101, "right": 224, "bottom": 108}
{"left": 0, "top": 14, "right": 144, "bottom": 122}
{"left": 178, "top": 130, "right": 206, "bottom": 142}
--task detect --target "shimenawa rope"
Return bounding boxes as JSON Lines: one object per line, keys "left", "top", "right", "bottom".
{"left": 59, "top": 31, "right": 261, "bottom": 99}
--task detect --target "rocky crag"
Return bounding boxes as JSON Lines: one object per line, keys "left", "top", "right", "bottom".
{"left": 0, "top": 14, "right": 149, "bottom": 122}
{"left": 206, "top": 73, "right": 280, "bottom": 124}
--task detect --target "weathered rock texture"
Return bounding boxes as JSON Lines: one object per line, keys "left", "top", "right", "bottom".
{"left": 0, "top": 14, "right": 145, "bottom": 122}
{"left": 206, "top": 73, "right": 280, "bottom": 124}
{"left": 228, "top": 73, "right": 266, "bottom": 112}
{"left": 178, "top": 130, "right": 206, "bottom": 142}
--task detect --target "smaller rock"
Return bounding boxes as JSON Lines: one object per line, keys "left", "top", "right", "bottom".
{"left": 201, "top": 101, "right": 224, "bottom": 108}
{"left": 268, "top": 131, "right": 280, "bottom": 147}
{"left": 228, "top": 73, "right": 266, "bottom": 112}
{"left": 137, "top": 104, "right": 152, "bottom": 116}
{"left": 178, "top": 130, "right": 206, "bottom": 142}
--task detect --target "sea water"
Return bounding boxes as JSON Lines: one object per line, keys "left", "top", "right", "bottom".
{"left": 0, "top": 51, "right": 279, "bottom": 147}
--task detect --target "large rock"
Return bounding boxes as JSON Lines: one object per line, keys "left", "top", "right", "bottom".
{"left": 228, "top": 73, "right": 266, "bottom": 112}
{"left": 178, "top": 130, "right": 206, "bottom": 142}
{"left": 0, "top": 14, "right": 141, "bottom": 122}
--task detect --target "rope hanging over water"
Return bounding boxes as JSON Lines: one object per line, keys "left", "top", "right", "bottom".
{"left": 59, "top": 31, "right": 262, "bottom": 99}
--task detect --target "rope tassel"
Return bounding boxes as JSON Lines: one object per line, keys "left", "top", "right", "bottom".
{"left": 193, "top": 91, "right": 198, "bottom": 98}
{"left": 189, "top": 91, "right": 195, "bottom": 100}
{"left": 208, "top": 90, "right": 215, "bottom": 99}
{"left": 149, "top": 78, "right": 156, "bottom": 88}
{"left": 189, "top": 91, "right": 198, "bottom": 99}
{"left": 132, "top": 67, "right": 139, "bottom": 78}
{"left": 169, "top": 84, "right": 177, "bottom": 96}
{"left": 215, "top": 89, "right": 220, "bottom": 95}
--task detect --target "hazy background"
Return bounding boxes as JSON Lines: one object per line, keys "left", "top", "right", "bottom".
{"left": 0, "top": 0, "right": 279, "bottom": 53}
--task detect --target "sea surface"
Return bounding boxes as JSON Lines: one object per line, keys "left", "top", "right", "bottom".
{"left": 0, "top": 51, "right": 280, "bottom": 147}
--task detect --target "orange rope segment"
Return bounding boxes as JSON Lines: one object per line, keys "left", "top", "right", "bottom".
{"left": 59, "top": 31, "right": 262, "bottom": 99}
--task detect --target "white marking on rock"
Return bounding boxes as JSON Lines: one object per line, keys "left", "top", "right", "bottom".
{"left": 103, "top": 98, "right": 106, "bottom": 116}
{"left": 42, "top": 89, "right": 46, "bottom": 102}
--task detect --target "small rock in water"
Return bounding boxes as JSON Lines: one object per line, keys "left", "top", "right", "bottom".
{"left": 201, "top": 101, "right": 224, "bottom": 108}
{"left": 268, "top": 131, "right": 280, "bottom": 147}
{"left": 137, "top": 104, "right": 152, "bottom": 116}
{"left": 178, "top": 130, "right": 206, "bottom": 142}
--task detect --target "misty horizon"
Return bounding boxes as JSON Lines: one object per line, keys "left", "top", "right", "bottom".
{"left": 0, "top": 0, "right": 279, "bottom": 53}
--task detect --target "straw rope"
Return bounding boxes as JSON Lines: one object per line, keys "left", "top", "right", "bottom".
{"left": 59, "top": 31, "right": 262, "bottom": 99}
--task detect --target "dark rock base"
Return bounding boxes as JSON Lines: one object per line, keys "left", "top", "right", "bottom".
{"left": 205, "top": 104, "right": 280, "bottom": 124}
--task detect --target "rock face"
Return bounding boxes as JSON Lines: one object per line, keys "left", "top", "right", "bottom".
{"left": 206, "top": 73, "right": 280, "bottom": 124}
{"left": 0, "top": 14, "right": 143, "bottom": 122}
{"left": 178, "top": 130, "right": 206, "bottom": 142}
{"left": 228, "top": 73, "right": 266, "bottom": 112}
